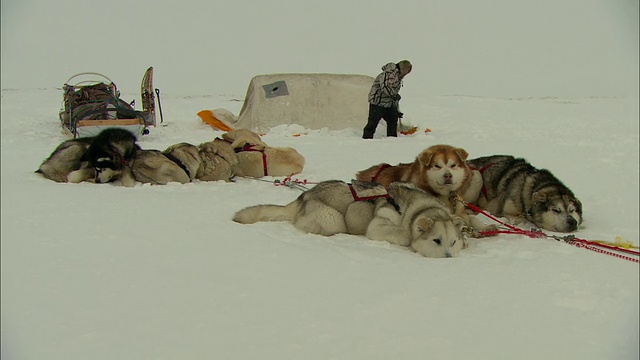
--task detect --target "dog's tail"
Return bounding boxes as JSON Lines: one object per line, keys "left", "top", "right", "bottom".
{"left": 232, "top": 200, "right": 302, "bottom": 224}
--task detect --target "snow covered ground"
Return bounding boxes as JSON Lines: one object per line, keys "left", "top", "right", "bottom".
{"left": 1, "top": 87, "right": 638, "bottom": 359}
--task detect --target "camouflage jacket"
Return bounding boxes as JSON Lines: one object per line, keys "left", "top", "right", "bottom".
{"left": 368, "top": 62, "right": 402, "bottom": 108}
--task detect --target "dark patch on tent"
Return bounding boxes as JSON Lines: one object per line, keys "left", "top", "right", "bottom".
{"left": 262, "top": 81, "right": 289, "bottom": 98}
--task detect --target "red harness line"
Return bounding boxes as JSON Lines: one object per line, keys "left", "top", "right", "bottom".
{"left": 464, "top": 201, "right": 639, "bottom": 263}
{"left": 219, "top": 138, "right": 269, "bottom": 176}
{"left": 469, "top": 163, "right": 495, "bottom": 200}
{"left": 238, "top": 144, "right": 268, "bottom": 177}
{"left": 371, "top": 163, "right": 391, "bottom": 183}
{"left": 348, "top": 184, "right": 390, "bottom": 201}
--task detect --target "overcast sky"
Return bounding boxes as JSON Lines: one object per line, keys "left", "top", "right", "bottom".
{"left": 1, "top": 0, "right": 638, "bottom": 98}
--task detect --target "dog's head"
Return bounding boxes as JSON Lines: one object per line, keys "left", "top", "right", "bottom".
{"left": 528, "top": 190, "right": 583, "bottom": 232}
{"left": 410, "top": 213, "right": 466, "bottom": 258}
{"left": 417, "top": 145, "right": 471, "bottom": 196}
{"left": 222, "top": 129, "right": 267, "bottom": 150}
{"left": 93, "top": 157, "right": 124, "bottom": 184}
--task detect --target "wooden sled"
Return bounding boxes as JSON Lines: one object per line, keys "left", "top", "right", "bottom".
{"left": 59, "top": 67, "right": 156, "bottom": 138}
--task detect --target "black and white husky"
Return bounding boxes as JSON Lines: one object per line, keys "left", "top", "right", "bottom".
{"left": 467, "top": 155, "right": 582, "bottom": 232}
{"left": 36, "top": 137, "right": 93, "bottom": 182}
{"left": 36, "top": 128, "right": 138, "bottom": 184}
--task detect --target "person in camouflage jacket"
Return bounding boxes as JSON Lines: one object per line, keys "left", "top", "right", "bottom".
{"left": 362, "top": 60, "right": 412, "bottom": 139}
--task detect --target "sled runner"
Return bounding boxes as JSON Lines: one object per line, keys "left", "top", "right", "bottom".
{"left": 59, "top": 67, "right": 157, "bottom": 138}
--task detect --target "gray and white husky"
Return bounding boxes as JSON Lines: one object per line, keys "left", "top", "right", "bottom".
{"left": 36, "top": 128, "right": 139, "bottom": 184}
{"left": 467, "top": 155, "right": 582, "bottom": 232}
{"left": 95, "top": 149, "right": 193, "bottom": 186}
{"left": 232, "top": 180, "right": 389, "bottom": 236}
{"left": 233, "top": 180, "right": 466, "bottom": 258}
{"left": 163, "top": 142, "right": 202, "bottom": 182}
{"left": 36, "top": 137, "right": 93, "bottom": 182}
{"left": 366, "top": 182, "right": 467, "bottom": 258}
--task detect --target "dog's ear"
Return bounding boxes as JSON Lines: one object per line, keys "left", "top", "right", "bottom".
{"left": 454, "top": 148, "right": 469, "bottom": 162}
{"left": 564, "top": 195, "right": 583, "bottom": 222}
{"left": 414, "top": 217, "right": 435, "bottom": 235}
{"left": 417, "top": 149, "right": 435, "bottom": 167}
{"left": 571, "top": 196, "right": 582, "bottom": 215}
{"left": 531, "top": 190, "right": 549, "bottom": 204}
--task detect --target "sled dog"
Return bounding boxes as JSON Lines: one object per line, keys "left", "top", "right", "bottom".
{"left": 222, "top": 129, "right": 305, "bottom": 178}
{"left": 366, "top": 182, "right": 467, "bottom": 258}
{"left": 37, "top": 128, "right": 138, "bottom": 184}
{"left": 196, "top": 138, "right": 238, "bottom": 182}
{"left": 36, "top": 137, "right": 93, "bottom": 182}
{"left": 467, "top": 155, "right": 582, "bottom": 232}
{"left": 232, "top": 180, "right": 388, "bottom": 236}
{"left": 356, "top": 144, "right": 482, "bottom": 203}
{"left": 222, "top": 129, "right": 268, "bottom": 149}
{"left": 92, "top": 149, "right": 192, "bottom": 186}
{"left": 163, "top": 142, "right": 202, "bottom": 181}
{"left": 77, "top": 128, "right": 139, "bottom": 185}
{"left": 356, "top": 144, "right": 493, "bottom": 235}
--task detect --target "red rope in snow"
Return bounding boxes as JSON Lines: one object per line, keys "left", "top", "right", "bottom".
{"left": 462, "top": 200, "right": 639, "bottom": 263}
{"left": 273, "top": 175, "right": 321, "bottom": 190}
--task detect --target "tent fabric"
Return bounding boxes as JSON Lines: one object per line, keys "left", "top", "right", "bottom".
{"left": 227, "top": 73, "right": 374, "bottom": 132}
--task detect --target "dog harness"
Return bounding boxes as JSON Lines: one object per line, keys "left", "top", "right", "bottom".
{"left": 470, "top": 163, "right": 495, "bottom": 200}
{"left": 163, "top": 151, "right": 192, "bottom": 179}
{"left": 370, "top": 163, "right": 391, "bottom": 183}
{"left": 348, "top": 183, "right": 400, "bottom": 212}
{"left": 235, "top": 144, "right": 268, "bottom": 177}
{"left": 219, "top": 138, "right": 269, "bottom": 177}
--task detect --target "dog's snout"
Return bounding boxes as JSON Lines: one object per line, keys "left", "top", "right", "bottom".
{"left": 566, "top": 216, "right": 577, "bottom": 230}
{"left": 444, "top": 172, "right": 452, "bottom": 180}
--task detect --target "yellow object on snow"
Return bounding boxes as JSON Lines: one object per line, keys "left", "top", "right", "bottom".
{"left": 197, "top": 110, "right": 233, "bottom": 131}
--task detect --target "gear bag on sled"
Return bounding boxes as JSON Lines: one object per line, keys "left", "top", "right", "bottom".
{"left": 59, "top": 66, "right": 161, "bottom": 138}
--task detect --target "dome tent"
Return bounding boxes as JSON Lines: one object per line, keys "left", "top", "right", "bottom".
{"left": 202, "top": 73, "right": 375, "bottom": 132}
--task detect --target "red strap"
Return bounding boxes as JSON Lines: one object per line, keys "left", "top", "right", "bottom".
{"left": 348, "top": 183, "right": 389, "bottom": 201}
{"left": 466, "top": 201, "right": 639, "bottom": 263}
{"left": 371, "top": 163, "right": 391, "bottom": 183}
{"left": 469, "top": 163, "right": 495, "bottom": 200}
{"left": 240, "top": 144, "right": 268, "bottom": 176}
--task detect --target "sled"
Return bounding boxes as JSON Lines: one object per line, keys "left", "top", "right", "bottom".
{"left": 59, "top": 67, "right": 157, "bottom": 138}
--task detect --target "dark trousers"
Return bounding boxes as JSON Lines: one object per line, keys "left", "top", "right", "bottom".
{"left": 363, "top": 104, "right": 398, "bottom": 139}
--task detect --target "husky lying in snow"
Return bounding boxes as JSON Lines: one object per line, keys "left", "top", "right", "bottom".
{"left": 36, "top": 128, "right": 138, "bottom": 184}
{"left": 467, "top": 154, "right": 582, "bottom": 232}
{"left": 36, "top": 128, "right": 305, "bottom": 186}
{"left": 36, "top": 137, "right": 94, "bottom": 182}
{"left": 95, "top": 149, "right": 193, "bottom": 186}
{"left": 356, "top": 144, "right": 494, "bottom": 237}
{"left": 221, "top": 129, "right": 305, "bottom": 178}
{"left": 232, "top": 180, "right": 388, "bottom": 236}
{"left": 233, "top": 180, "right": 466, "bottom": 258}
{"left": 366, "top": 182, "right": 466, "bottom": 258}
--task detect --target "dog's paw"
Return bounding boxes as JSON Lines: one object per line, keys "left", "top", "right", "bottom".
{"left": 478, "top": 224, "right": 500, "bottom": 237}
{"left": 67, "top": 168, "right": 93, "bottom": 183}
{"left": 463, "top": 226, "right": 498, "bottom": 238}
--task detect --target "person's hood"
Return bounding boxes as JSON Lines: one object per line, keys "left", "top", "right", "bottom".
{"left": 381, "top": 62, "right": 397, "bottom": 73}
